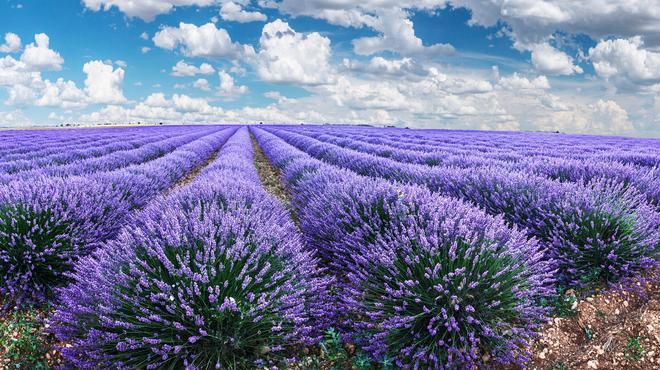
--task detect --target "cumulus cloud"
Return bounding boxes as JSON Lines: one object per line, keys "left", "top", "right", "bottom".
{"left": 83, "top": 60, "right": 127, "bottom": 104}
{"left": 193, "top": 78, "right": 211, "bottom": 91}
{"left": 497, "top": 73, "right": 551, "bottom": 91}
{"left": 0, "top": 56, "right": 32, "bottom": 86}
{"left": 530, "top": 42, "right": 583, "bottom": 75}
{"left": 342, "top": 57, "right": 428, "bottom": 79}
{"left": 589, "top": 36, "right": 660, "bottom": 89}
{"left": 0, "top": 56, "right": 88, "bottom": 109}
{"left": 0, "top": 33, "right": 21, "bottom": 53}
{"left": 20, "top": 33, "right": 64, "bottom": 71}
{"left": 218, "top": 70, "right": 247, "bottom": 97}
{"left": 220, "top": 1, "right": 267, "bottom": 23}
{"left": 171, "top": 60, "right": 215, "bottom": 76}
{"left": 255, "top": 20, "right": 334, "bottom": 85}
{"left": 35, "top": 78, "right": 87, "bottom": 109}
{"left": 451, "top": 0, "right": 660, "bottom": 48}
{"left": 352, "top": 8, "right": 454, "bottom": 57}
{"left": 537, "top": 99, "right": 634, "bottom": 135}
{"left": 144, "top": 92, "right": 170, "bottom": 107}
{"left": 0, "top": 110, "right": 34, "bottom": 127}
{"left": 275, "top": 0, "right": 426, "bottom": 28}
{"left": 82, "top": 0, "right": 216, "bottom": 21}
{"left": 153, "top": 22, "right": 254, "bottom": 60}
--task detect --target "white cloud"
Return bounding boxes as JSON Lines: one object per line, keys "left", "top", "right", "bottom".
{"left": 537, "top": 99, "right": 634, "bottom": 135}
{"left": 115, "top": 60, "right": 127, "bottom": 68}
{"left": 0, "top": 110, "right": 34, "bottom": 127}
{"left": 153, "top": 22, "right": 254, "bottom": 59}
{"left": 497, "top": 73, "right": 551, "bottom": 91}
{"left": 35, "top": 78, "right": 87, "bottom": 109}
{"left": 274, "top": 2, "right": 454, "bottom": 57}
{"left": 530, "top": 42, "right": 583, "bottom": 75}
{"left": 275, "top": 0, "right": 417, "bottom": 28}
{"left": 352, "top": 9, "right": 454, "bottom": 57}
{"left": 82, "top": 0, "right": 216, "bottom": 21}
{"left": 264, "top": 90, "right": 294, "bottom": 104}
{"left": 144, "top": 92, "right": 170, "bottom": 107}
{"left": 0, "top": 57, "right": 88, "bottom": 109}
{"left": 20, "top": 33, "right": 64, "bottom": 71}
{"left": 589, "top": 36, "right": 660, "bottom": 89}
{"left": 0, "top": 55, "right": 32, "bottom": 86}
{"left": 256, "top": 20, "right": 334, "bottom": 85}
{"left": 0, "top": 33, "right": 21, "bottom": 53}
{"left": 140, "top": 32, "right": 149, "bottom": 40}
{"left": 342, "top": 57, "right": 427, "bottom": 79}
{"left": 141, "top": 46, "right": 151, "bottom": 53}
{"left": 171, "top": 94, "right": 211, "bottom": 112}
{"left": 539, "top": 93, "right": 569, "bottom": 111}
{"left": 83, "top": 60, "right": 127, "bottom": 104}
{"left": 453, "top": 1, "right": 660, "bottom": 47}
{"left": 193, "top": 78, "right": 211, "bottom": 91}
{"left": 218, "top": 70, "right": 247, "bottom": 96}
{"left": 171, "top": 60, "right": 215, "bottom": 76}
{"left": 220, "top": 1, "right": 267, "bottom": 23}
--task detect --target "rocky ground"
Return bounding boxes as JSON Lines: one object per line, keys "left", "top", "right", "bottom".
{"left": 531, "top": 273, "right": 659, "bottom": 369}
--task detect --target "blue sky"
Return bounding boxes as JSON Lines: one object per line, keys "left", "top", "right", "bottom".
{"left": 0, "top": 0, "right": 659, "bottom": 137}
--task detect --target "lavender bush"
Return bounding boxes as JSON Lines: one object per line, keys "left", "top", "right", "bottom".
{"left": 0, "top": 176, "right": 130, "bottom": 307}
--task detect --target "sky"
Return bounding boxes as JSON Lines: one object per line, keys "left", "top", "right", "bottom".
{"left": 0, "top": 1, "right": 659, "bottom": 137}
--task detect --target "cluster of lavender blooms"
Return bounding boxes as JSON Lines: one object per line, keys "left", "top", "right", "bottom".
{"left": 251, "top": 127, "right": 555, "bottom": 368}
{"left": 265, "top": 128, "right": 659, "bottom": 288}
{"left": 51, "top": 127, "right": 331, "bottom": 369}
{"left": 0, "top": 128, "right": 237, "bottom": 307}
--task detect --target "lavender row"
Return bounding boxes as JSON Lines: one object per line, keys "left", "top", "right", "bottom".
{"left": 267, "top": 127, "right": 660, "bottom": 289}
{"left": 0, "top": 131, "right": 185, "bottom": 174}
{"left": 51, "top": 127, "right": 331, "bottom": 369}
{"left": 355, "top": 127, "right": 660, "bottom": 159}
{"left": 0, "top": 127, "right": 237, "bottom": 307}
{"left": 250, "top": 127, "right": 554, "bottom": 368}
{"left": 284, "top": 128, "right": 660, "bottom": 207}
{"left": 290, "top": 126, "right": 660, "bottom": 168}
{"left": 0, "top": 126, "right": 175, "bottom": 156}
{"left": 290, "top": 126, "right": 660, "bottom": 167}
{"left": 0, "top": 127, "right": 224, "bottom": 184}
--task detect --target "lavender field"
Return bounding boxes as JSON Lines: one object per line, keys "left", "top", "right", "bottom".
{"left": 0, "top": 125, "right": 658, "bottom": 369}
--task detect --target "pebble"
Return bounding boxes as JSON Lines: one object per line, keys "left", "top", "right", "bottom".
{"left": 615, "top": 308, "right": 620, "bottom": 315}
{"left": 587, "top": 359, "right": 599, "bottom": 368}
{"left": 623, "top": 300, "right": 629, "bottom": 307}
{"left": 586, "top": 297, "right": 594, "bottom": 302}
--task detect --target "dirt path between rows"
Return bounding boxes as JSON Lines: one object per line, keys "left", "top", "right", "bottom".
{"left": 531, "top": 272, "right": 659, "bottom": 369}
{"left": 250, "top": 130, "right": 299, "bottom": 226}
{"left": 164, "top": 150, "right": 220, "bottom": 195}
